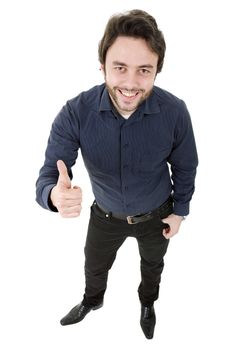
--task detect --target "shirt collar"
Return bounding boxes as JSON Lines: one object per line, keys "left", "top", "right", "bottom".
{"left": 143, "top": 87, "right": 161, "bottom": 115}
{"left": 99, "top": 87, "right": 113, "bottom": 112}
{"left": 99, "top": 85, "right": 161, "bottom": 115}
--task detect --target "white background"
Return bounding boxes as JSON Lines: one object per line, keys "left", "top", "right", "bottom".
{"left": 0, "top": 0, "right": 232, "bottom": 349}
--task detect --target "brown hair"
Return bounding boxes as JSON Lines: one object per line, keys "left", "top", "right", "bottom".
{"left": 98, "top": 9, "right": 166, "bottom": 73}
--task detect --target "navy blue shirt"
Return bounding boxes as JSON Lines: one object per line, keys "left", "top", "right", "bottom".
{"left": 36, "top": 84, "right": 198, "bottom": 216}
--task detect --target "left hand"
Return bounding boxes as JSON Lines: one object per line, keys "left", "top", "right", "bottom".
{"left": 162, "top": 214, "right": 184, "bottom": 239}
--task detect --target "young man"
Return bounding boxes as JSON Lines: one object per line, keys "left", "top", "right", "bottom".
{"left": 36, "top": 9, "right": 198, "bottom": 339}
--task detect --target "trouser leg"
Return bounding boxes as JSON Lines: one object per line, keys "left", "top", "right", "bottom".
{"left": 83, "top": 204, "right": 126, "bottom": 306}
{"left": 137, "top": 220, "right": 169, "bottom": 306}
{"left": 136, "top": 198, "right": 173, "bottom": 306}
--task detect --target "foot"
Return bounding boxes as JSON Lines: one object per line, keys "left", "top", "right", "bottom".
{"left": 60, "top": 301, "right": 103, "bottom": 326}
{"left": 140, "top": 304, "right": 156, "bottom": 339}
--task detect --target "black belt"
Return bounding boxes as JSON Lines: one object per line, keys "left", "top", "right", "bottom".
{"left": 94, "top": 197, "right": 173, "bottom": 225}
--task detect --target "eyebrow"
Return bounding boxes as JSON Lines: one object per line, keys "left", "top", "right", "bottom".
{"left": 112, "top": 61, "right": 154, "bottom": 69}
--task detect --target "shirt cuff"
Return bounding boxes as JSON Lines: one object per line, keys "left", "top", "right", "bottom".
{"left": 42, "top": 184, "right": 58, "bottom": 212}
{"left": 173, "top": 200, "right": 190, "bottom": 216}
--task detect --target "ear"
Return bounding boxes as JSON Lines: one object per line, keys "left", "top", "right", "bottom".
{"left": 100, "top": 64, "right": 105, "bottom": 74}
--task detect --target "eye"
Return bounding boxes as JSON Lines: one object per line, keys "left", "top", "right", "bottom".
{"left": 114, "top": 66, "right": 126, "bottom": 73}
{"left": 139, "top": 69, "right": 150, "bottom": 75}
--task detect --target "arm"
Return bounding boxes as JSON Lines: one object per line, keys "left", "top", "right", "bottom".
{"left": 163, "top": 101, "right": 198, "bottom": 238}
{"left": 35, "top": 101, "right": 81, "bottom": 214}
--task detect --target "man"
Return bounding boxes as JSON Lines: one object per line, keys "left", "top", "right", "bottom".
{"left": 36, "top": 9, "right": 198, "bottom": 339}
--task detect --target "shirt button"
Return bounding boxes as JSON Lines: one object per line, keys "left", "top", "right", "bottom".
{"left": 123, "top": 143, "right": 129, "bottom": 148}
{"left": 123, "top": 164, "right": 128, "bottom": 169}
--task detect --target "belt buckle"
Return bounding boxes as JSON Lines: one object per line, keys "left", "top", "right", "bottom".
{"left": 127, "top": 211, "right": 153, "bottom": 224}
{"left": 127, "top": 215, "right": 136, "bottom": 224}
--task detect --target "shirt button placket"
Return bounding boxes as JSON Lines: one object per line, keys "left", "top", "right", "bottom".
{"left": 121, "top": 129, "right": 130, "bottom": 210}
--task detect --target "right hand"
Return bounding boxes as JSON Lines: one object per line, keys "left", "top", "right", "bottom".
{"left": 50, "top": 160, "right": 82, "bottom": 218}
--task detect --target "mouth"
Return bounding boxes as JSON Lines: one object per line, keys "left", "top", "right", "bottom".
{"left": 118, "top": 89, "right": 140, "bottom": 100}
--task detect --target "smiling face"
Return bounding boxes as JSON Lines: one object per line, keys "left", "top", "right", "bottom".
{"left": 102, "top": 36, "right": 159, "bottom": 116}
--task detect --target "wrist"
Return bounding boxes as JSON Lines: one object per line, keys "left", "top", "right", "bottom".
{"left": 173, "top": 214, "right": 186, "bottom": 221}
{"left": 49, "top": 186, "right": 58, "bottom": 211}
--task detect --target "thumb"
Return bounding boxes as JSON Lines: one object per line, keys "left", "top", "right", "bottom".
{"left": 57, "top": 160, "right": 71, "bottom": 188}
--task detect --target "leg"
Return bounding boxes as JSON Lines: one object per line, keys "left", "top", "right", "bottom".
{"left": 137, "top": 222, "right": 169, "bottom": 338}
{"left": 83, "top": 203, "right": 127, "bottom": 306}
{"left": 60, "top": 203, "right": 128, "bottom": 326}
{"left": 136, "top": 199, "right": 173, "bottom": 306}
{"left": 136, "top": 206, "right": 172, "bottom": 306}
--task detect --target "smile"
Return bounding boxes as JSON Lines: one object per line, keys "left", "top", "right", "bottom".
{"left": 118, "top": 89, "right": 139, "bottom": 98}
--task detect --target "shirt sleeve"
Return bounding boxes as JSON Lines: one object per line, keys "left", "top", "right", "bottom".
{"left": 168, "top": 101, "right": 198, "bottom": 216}
{"left": 35, "top": 101, "right": 80, "bottom": 211}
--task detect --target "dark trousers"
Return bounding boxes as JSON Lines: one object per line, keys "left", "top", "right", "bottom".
{"left": 83, "top": 198, "right": 173, "bottom": 307}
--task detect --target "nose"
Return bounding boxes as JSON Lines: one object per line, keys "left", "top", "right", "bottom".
{"left": 122, "top": 70, "right": 139, "bottom": 90}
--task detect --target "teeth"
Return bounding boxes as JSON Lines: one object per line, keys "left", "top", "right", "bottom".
{"left": 120, "top": 90, "right": 137, "bottom": 97}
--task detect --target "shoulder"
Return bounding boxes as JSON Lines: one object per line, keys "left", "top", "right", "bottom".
{"left": 150, "top": 86, "right": 191, "bottom": 131}
{"left": 67, "top": 84, "right": 105, "bottom": 112}
{"left": 54, "top": 84, "right": 105, "bottom": 130}
{"left": 153, "top": 86, "right": 186, "bottom": 111}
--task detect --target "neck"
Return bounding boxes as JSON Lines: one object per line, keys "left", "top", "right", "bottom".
{"left": 109, "top": 94, "right": 135, "bottom": 119}
{"left": 121, "top": 113, "right": 132, "bottom": 119}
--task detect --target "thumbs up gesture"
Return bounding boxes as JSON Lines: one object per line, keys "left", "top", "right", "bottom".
{"left": 50, "top": 160, "right": 82, "bottom": 218}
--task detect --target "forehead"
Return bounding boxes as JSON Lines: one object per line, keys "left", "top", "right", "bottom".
{"left": 105, "top": 36, "right": 158, "bottom": 66}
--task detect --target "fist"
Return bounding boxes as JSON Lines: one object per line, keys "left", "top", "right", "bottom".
{"left": 50, "top": 160, "right": 82, "bottom": 218}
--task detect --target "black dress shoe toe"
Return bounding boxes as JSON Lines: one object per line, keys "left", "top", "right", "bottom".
{"left": 60, "top": 301, "right": 103, "bottom": 326}
{"left": 140, "top": 305, "right": 156, "bottom": 339}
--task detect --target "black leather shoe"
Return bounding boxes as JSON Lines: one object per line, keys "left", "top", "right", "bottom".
{"left": 60, "top": 301, "right": 103, "bottom": 326}
{"left": 140, "top": 304, "right": 156, "bottom": 339}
